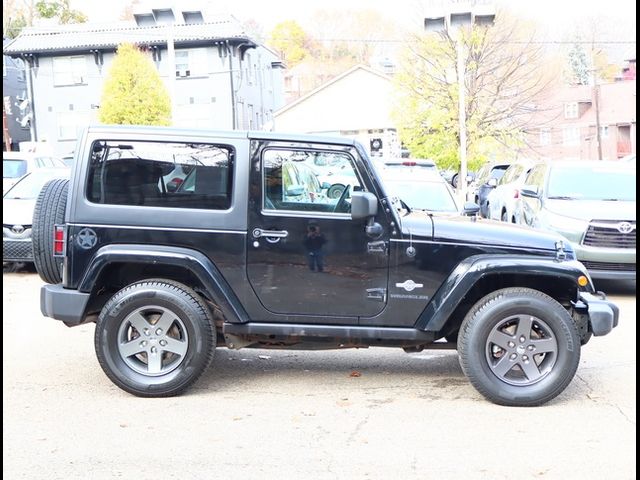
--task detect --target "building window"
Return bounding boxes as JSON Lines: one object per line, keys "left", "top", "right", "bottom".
{"left": 57, "top": 111, "right": 89, "bottom": 140}
{"left": 564, "top": 102, "right": 579, "bottom": 119}
{"left": 174, "top": 48, "right": 207, "bottom": 77}
{"left": 539, "top": 128, "right": 551, "bottom": 146}
{"left": 53, "top": 56, "right": 87, "bottom": 86}
{"left": 599, "top": 125, "right": 609, "bottom": 139}
{"left": 87, "top": 140, "right": 234, "bottom": 210}
{"left": 562, "top": 126, "right": 580, "bottom": 146}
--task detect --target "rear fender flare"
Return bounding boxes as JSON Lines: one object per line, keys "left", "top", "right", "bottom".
{"left": 78, "top": 244, "right": 249, "bottom": 324}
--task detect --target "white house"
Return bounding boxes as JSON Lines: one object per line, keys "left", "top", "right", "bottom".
{"left": 273, "top": 65, "right": 400, "bottom": 158}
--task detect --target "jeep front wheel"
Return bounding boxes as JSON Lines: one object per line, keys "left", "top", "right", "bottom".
{"left": 458, "top": 287, "right": 580, "bottom": 406}
{"left": 95, "top": 280, "right": 215, "bottom": 397}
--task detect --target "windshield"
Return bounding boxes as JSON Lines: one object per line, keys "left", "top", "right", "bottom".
{"left": 547, "top": 166, "right": 636, "bottom": 201}
{"left": 4, "top": 171, "right": 68, "bottom": 199}
{"left": 386, "top": 180, "right": 458, "bottom": 212}
{"left": 3, "top": 159, "right": 27, "bottom": 179}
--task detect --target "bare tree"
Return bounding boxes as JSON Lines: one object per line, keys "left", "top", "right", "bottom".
{"left": 394, "top": 11, "right": 559, "bottom": 169}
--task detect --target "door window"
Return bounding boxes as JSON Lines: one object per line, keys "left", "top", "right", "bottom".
{"left": 262, "top": 149, "right": 361, "bottom": 214}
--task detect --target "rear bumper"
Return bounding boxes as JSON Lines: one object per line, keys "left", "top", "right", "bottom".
{"left": 574, "top": 291, "right": 619, "bottom": 336}
{"left": 40, "top": 284, "right": 90, "bottom": 325}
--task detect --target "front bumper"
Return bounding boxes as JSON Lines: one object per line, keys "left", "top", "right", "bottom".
{"left": 41, "top": 284, "right": 90, "bottom": 325}
{"left": 3, "top": 238, "right": 33, "bottom": 262}
{"left": 573, "top": 243, "right": 635, "bottom": 281}
{"left": 573, "top": 291, "right": 619, "bottom": 336}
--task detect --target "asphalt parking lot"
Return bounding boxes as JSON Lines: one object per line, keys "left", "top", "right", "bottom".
{"left": 2, "top": 272, "right": 636, "bottom": 480}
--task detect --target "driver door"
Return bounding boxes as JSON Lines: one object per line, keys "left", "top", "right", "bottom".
{"left": 246, "top": 142, "right": 389, "bottom": 322}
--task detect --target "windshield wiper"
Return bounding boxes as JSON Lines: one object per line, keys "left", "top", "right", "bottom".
{"left": 547, "top": 196, "right": 576, "bottom": 200}
{"left": 601, "top": 198, "right": 622, "bottom": 201}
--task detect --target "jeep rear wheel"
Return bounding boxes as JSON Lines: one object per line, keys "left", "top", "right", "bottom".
{"left": 458, "top": 287, "right": 580, "bottom": 406}
{"left": 95, "top": 280, "right": 215, "bottom": 397}
{"left": 32, "top": 179, "right": 69, "bottom": 284}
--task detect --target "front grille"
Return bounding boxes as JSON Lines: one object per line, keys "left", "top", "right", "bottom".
{"left": 3, "top": 239, "right": 33, "bottom": 261}
{"left": 583, "top": 220, "right": 636, "bottom": 249}
{"left": 581, "top": 261, "right": 636, "bottom": 272}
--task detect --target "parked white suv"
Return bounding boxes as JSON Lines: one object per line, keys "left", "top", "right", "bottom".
{"left": 3, "top": 152, "right": 67, "bottom": 194}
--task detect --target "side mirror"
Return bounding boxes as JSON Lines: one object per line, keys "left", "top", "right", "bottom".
{"left": 520, "top": 185, "right": 539, "bottom": 198}
{"left": 351, "top": 191, "right": 378, "bottom": 220}
{"left": 462, "top": 202, "right": 480, "bottom": 216}
{"left": 487, "top": 177, "right": 498, "bottom": 187}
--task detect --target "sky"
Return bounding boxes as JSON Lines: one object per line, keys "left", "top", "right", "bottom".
{"left": 73, "top": 0, "right": 636, "bottom": 59}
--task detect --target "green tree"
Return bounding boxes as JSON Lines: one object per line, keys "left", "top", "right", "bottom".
{"left": 394, "top": 12, "right": 554, "bottom": 171}
{"left": 35, "top": 0, "right": 87, "bottom": 23}
{"left": 567, "top": 42, "right": 590, "bottom": 85}
{"left": 267, "top": 20, "right": 313, "bottom": 66}
{"left": 99, "top": 43, "right": 171, "bottom": 126}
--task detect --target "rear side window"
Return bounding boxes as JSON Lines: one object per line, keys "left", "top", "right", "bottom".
{"left": 87, "top": 140, "right": 234, "bottom": 210}
{"left": 3, "top": 159, "right": 27, "bottom": 179}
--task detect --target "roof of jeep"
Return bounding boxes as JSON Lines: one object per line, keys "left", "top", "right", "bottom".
{"left": 84, "top": 125, "right": 357, "bottom": 147}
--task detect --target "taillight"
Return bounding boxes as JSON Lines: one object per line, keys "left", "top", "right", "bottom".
{"left": 513, "top": 189, "right": 519, "bottom": 199}
{"left": 53, "top": 225, "right": 66, "bottom": 256}
{"left": 402, "top": 161, "right": 417, "bottom": 166}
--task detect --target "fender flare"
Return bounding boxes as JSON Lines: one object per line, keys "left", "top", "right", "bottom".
{"left": 416, "top": 255, "right": 590, "bottom": 332}
{"left": 78, "top": 244, "right": 249, "bottom": 323}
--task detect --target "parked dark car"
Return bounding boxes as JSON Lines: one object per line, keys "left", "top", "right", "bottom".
{"left": 469, "top": 162, "right": 511, "bottom": 218}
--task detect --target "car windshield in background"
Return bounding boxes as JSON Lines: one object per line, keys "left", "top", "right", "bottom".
{"left": 386, "top": 180, "right": 458, "bottom": 212}
{"left": 547, "top": 166, "right": 636, "bottom": 201}
{"left": 4, "top": 170, "right": 69, "bottom": 200}
{"left": 3, "top": 159, "right": 27, "bottom": 179}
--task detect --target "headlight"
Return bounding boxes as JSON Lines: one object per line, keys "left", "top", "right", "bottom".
{"left": 539, "top": 210, "right": 588, "bottom": 243}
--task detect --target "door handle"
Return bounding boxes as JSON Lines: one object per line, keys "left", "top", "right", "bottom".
{"left": 252, "top": 228, "right": 289, "bottom": 239}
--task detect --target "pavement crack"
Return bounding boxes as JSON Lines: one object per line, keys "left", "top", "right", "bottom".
{"left": 576, "top": 374, "right": 635, "bottom": 425}
{"left": 347, "top": 415, "right": 369, "bottom": 444}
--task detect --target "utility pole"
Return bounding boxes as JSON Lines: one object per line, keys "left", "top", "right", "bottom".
{"left": 592, "top": 68, "right": 603, "bottom": 160}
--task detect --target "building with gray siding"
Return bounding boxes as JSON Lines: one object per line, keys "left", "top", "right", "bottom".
{"left": 3, "top": 37, "right": 31, "bottom": 150}
{"left": 3, "top": 12, "right": 285, "bottom": 155}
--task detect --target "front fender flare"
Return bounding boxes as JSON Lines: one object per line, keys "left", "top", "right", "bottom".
{"left": 416, "top": 255, "right": 591, "bottom": 332}
{"left": 78, "top": 244, "right": 249, "bottom": 324}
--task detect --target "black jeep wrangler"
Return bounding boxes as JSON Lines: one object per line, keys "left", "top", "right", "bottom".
{"left": 35, "top": 126, "right": 618, "bottom": 406}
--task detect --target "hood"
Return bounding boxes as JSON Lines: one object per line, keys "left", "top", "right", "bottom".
{"left": 430, "top": 216, "right": 562, "bottom": 252}
{"left": 2, "top": 199, "right": 37, "bottom": 225}
{"left": 396, "top": 211, "right": 434, "bottom": 237}
{"left": 3, "top": 178, "right": 18, "bottom": 195}
{"left": 545, "top": 199, "right": 636, "bottom": 221}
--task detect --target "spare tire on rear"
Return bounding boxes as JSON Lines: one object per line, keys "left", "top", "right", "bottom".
{"left": 32, "top": 179, "right": 69, "bottom": 284}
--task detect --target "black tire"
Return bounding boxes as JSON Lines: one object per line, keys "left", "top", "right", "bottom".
{"left": 94, "top": 280, "right": 215, "bottom": 397}
{"left": 501, "top": 210, "right": 508, "bottom": 222}
{"left": 458, "top": 287, "right": 580, "bottom": 406}
{"left": 32, "top": 179, "right": 69, "bottom": 284}
{"left": 327, "top": 183, "right": 346, "bottom": 199}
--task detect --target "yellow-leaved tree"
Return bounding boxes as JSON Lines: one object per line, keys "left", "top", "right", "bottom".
{"left": 99, "top": 43, "right": 171, "bottom": 126}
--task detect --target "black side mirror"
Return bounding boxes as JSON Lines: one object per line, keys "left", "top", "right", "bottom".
{"left": 462, "top": 202, "right": 480, "bottom": 216}
{"left": 520, "top": 185, "right": 539, "bottom": 198}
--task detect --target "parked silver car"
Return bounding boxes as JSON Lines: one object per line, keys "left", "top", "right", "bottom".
{"left": 487, "top": 160, "right": 537, "bottom": 223}
{"left": 520, "top": 161, "right": 636, "bottom": 281}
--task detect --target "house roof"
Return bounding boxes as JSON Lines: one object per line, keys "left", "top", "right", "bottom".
{"left": 3, "top": 18, "right": 254, "bottom": 56}
{"left": 275, "top": 64, "right": 391, "bottom": 117}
